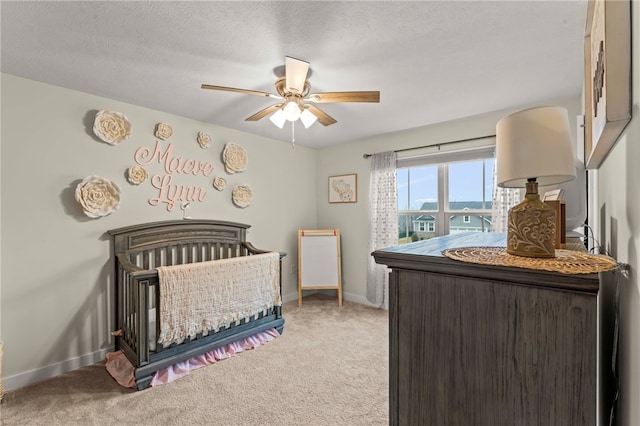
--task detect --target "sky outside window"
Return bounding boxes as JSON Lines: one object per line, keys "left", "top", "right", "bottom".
{"left": 397, "top": 165, "right": 438, "bottom": 211}
{"left": 398, "top": 158, "right": 494, "bottom": 211}
{"left": 448, "top": 158, "right": 495, "bottom": 208}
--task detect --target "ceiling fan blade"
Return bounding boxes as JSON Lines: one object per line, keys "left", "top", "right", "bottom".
{"left": 285, "top": 56, "right": 310, "bottom": 95}
{"left": 245, "top": 104, "right": 283, "bottom": 121}
{"left": 306, "top": 104, "right": 337, "bottom": 126}
{"left": 307, "top": 91, "right": 380, "bottom": 103}
{"left": 201, "top": 84, "right": 280, "bottom": 99}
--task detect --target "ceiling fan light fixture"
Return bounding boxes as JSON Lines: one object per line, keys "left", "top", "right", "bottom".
{"left": 269, "top": 108, "right": 286, "bottom": 128}
{"left": 283, "top": 101, "right": 302, "bottom": 122}
{"left": 300, "top": 108, "right": 318, "bottom": 128}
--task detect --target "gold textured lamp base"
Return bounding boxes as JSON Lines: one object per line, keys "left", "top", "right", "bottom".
{"left": 506, "top": 181, "right": 557, "bottom": 258}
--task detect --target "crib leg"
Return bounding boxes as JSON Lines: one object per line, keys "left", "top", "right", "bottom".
{"left": 136, "top": 374, "right": 153, "bottom": 391}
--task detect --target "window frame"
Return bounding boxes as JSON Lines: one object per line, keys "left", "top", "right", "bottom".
{"left": 397, "top": 146, "right": 495, "bottom": 241}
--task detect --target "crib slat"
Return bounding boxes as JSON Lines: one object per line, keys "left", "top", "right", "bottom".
{"left": 187, "top": 243, "right": 195, "bottom": 263}
{"left": 128, "top": 276, "right": 136, "bottom": 350}
{"left": 136, "top": 279, "right": 149, "bottom": 367}
{"left": 197, "top": 243, "right": 204, "bottom": 262}
{"left": 177, "top": 244, "right": 184, "bottom": 265}
{"left": 141, "top": 250, "right": 149, "bottom": 270}
{"left": 155, "top": 249, "right": 162, "bottom": 269}
{"left": 117, "top": 267, "right": 126, "bottom": 351}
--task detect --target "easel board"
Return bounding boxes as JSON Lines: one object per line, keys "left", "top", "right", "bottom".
{"left": 297, "top": 229, "right": 342, "bottom": 306}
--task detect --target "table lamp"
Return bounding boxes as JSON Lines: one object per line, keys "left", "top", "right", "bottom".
{"left": 496, "top": 106, "right": 576, "bottom": 258}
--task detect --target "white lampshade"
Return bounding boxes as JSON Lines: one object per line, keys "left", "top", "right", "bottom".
{"left": 300, "top": 108, "right": 318, "bottom": 128}
{"left": 283, "top": 101, "right": 302, "bottom": 121}
{"left": 496, "top": 106, "right": 576, "bottom": 188}
{"left": 269, "top": 108, "right": 286, "bottom": 128}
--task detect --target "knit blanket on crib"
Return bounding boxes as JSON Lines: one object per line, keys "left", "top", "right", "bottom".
{"left": 156, "top": 252, "right": 281, "bottom": 348}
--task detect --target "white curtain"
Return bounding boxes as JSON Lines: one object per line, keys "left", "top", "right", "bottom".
{"left": 367, "top": 151, "right": 397, "bottom": 309}
{"left": 490, "top": 162, "right": 522, "bottom": 232}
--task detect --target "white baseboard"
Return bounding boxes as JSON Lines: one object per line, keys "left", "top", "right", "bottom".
{"left": 342, "top": 292, "right": 381, "bottom": 308}
{"left": 282, "top": 290, "right": 381, "bottom": 309}
{"left": 2, "top": 347, "right": 113, "bottom": 392}
{"left": 282, "top": 291, "right": 300, "bottom": 303}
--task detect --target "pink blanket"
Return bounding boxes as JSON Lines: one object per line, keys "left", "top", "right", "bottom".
{"left": 105, "top": 328, "right": 279, "bottom": 388}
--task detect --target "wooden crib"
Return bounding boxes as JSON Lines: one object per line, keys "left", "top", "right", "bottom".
{"left": 108, "top": 219, "right": 285, "bottom": 390}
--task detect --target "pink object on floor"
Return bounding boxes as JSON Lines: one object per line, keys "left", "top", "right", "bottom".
{"left": 105, "top": 328, "right": 280, "bottom": 388}
{"left": 105, "top": 351, "right": 136, "bottom": 388}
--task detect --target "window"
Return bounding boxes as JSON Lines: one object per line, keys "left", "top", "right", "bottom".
{"left": 397, "top": 147, "right": 494, "bottom": 244}
{"left": 414, "top": 220, "right": 436, "bottom": 233}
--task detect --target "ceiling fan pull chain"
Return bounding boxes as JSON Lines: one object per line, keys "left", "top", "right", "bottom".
{"left": 291, "top": 120, "right": 296, "bottom": 147}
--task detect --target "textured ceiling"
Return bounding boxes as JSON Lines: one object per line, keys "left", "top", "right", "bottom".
{"left": 0, "top": 1, "right": 587, "bottom": 149}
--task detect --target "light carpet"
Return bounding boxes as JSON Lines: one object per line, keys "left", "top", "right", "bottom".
{"left": 0, "top": 295, "right": 388, "bottom": 425}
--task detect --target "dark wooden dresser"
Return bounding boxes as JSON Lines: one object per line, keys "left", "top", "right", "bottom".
{"left": 373, "top": 233, "right": 611, "bottom": 426}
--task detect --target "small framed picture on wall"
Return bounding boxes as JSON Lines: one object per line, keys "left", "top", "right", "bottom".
{"left": 328, "top": 174, "right": 357, "bottom": 203}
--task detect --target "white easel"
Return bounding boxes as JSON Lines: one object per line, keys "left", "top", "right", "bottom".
{"left": 297, "top": 229, "right": 342, "bottom": 307}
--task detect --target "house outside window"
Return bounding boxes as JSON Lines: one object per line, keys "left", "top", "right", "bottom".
{"left": 397, "top": 146, "right": 494, "bottom": 244}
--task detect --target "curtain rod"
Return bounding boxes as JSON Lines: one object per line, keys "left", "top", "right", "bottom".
{"left": 362, "top": 134, "right": 496, "bottom": 159}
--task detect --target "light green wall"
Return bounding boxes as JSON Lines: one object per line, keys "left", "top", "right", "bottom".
{"left": 595, "top": 3, "right": 640, "bottom": 424}
{"left": 0, "top": 74, "right": 317, "bottom": 381}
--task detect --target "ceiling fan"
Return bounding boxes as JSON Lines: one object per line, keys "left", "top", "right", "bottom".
{"left": 201, "top": 56, "right": 380, "bottom": 129}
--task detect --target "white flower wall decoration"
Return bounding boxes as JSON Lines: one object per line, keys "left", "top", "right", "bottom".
{"left": 213, "top": 176, "right": 227, "bottom": 191}
{"left": 75, "top": 175, "right": 121, "bottom": 218}
{"left": 154, "top": 123, "right": 173, "bottom": 140}
{"left": 127, "top": 166, "right": 148, "bottom": 185}
{"left": 232, "top": 185, "right": 252, "bottom": 208}
{"left": 197, "top": 131, "right": 212, "bottom": 149}
{"left": 223, "top": 143, "right": 248, "bottom": 174}
{"left": 93, "top": 110, "right": 132, "bottom": 145}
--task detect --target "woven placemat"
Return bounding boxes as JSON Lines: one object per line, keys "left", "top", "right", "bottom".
{"left": 442, "top": 246, "right": 618, "bottom": 274}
